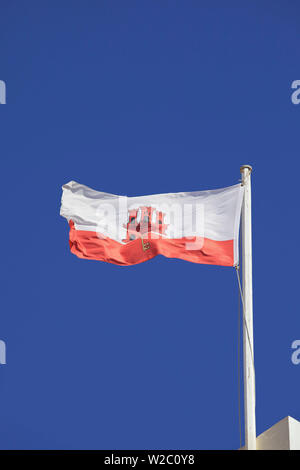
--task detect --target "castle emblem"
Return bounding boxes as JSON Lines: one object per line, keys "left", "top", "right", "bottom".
{"left": 123, "top": 207, "right": 168, "bottom": 251}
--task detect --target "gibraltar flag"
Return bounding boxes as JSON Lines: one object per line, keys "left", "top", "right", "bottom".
{"left": 60, "top": 181, "right": 244, "bottom": 267}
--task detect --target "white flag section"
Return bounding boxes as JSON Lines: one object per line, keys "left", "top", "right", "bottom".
{"left": 60, "top": 181, "right": 244, "bottom": 266}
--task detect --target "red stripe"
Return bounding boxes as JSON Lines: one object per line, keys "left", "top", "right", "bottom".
{"left": 68, "top": 221, "right": 234, "bottom": 266}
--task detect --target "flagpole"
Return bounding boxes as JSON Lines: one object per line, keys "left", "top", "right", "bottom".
{"left": 240, "top": 165, "right": 256, "bottom": 450}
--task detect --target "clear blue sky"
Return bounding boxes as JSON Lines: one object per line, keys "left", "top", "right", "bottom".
{"left": 0, "top": 0, "right": 299, "bottom": 450}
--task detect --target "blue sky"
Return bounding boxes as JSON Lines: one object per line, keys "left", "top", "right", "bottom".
{"left": 0, "top": 0, "right": 299, "bottom": 449}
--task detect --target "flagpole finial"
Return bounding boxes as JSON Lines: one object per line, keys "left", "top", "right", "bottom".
{"left": 240, "top": 165, "right": 253, "bottom": 173}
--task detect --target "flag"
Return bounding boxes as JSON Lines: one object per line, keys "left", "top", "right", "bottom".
{"left": 60, "top": 181, "right": 244, "bottom": 266}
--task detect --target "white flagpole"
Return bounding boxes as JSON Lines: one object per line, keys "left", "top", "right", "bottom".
{"left": 240, "top": 165, "right": 256, "bottom": 450}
